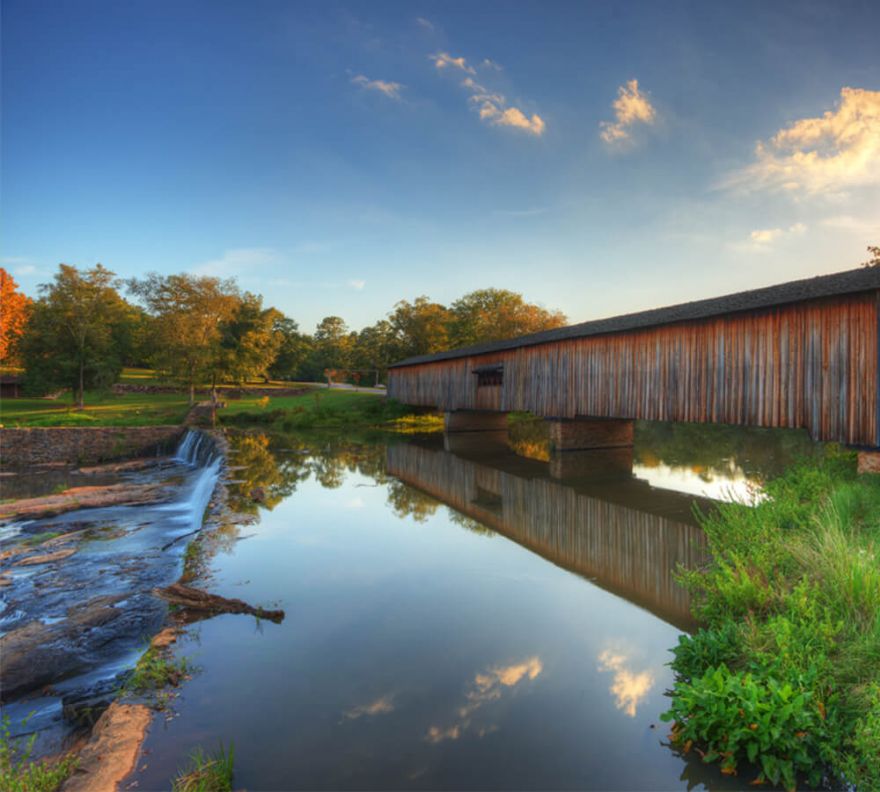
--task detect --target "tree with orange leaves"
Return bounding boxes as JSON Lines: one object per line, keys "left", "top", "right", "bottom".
{"left": 0, "top": 268, "right": 30, "bottom": 364}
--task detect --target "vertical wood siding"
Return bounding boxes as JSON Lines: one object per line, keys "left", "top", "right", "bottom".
{"left": 387, "top": 442, "right": 707, "bottom": 629}
{"left": 388, "top": 292, "right": 880, "bottom": 447}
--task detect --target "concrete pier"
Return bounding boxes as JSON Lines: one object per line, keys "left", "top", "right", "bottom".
{"left": 444, "top": 411, "right": 509, "bottom": 433}
{"left": 547, "top": 418, "right": 634, "bottom": 451}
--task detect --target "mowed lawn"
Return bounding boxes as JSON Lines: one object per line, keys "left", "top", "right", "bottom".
{"left": 0, "top": 384, "right": 389, "bottom": 427}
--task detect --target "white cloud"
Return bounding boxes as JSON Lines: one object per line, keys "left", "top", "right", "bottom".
{"left": 13, "top": 264, "right": 37, "bottom": 276}
{"left": 436, "top": 59, "right": 545, "bottom": 136}
{"left": 725, "top": 87, "right": 880, "bottom": 194}
{"left": 351, "top": 74, "right": 403, "bottom": 100}
{"left": 599, "top": 79, "right": 657, "bottom": 145}
{"left": 416, "top": 17, "right": 434, "bottom": 31}
{"left": 431, "top": 52, "right": 475, "bottom": 75}
{"left": 190, "top": 247, "right": 279, "bottom": 278}
{"left": 348, "top": 279, "right": 366, "bottom": 290}
{"left": 749, "top": 222, "right": 807, "bottom": 246}
{"left": 821, "top": 214, "right": 880, "bottom": 233}
{"left": 482, "top": 58, "right": 502, "bottom": 71}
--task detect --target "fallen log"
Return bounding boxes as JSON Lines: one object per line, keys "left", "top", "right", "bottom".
{"left": 152, "top": 582, "right": 284, "bottom": 623}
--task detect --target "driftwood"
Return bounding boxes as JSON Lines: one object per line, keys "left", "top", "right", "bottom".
{"left": 153, "top": 582, "right": 284, "bottom": 623}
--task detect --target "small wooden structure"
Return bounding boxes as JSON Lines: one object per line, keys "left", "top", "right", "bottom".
{"left": 388, "top": 268, "right": 880, "bottom": 455}
{"left": 0, "top": 375, "right": 23, "bottom": 399}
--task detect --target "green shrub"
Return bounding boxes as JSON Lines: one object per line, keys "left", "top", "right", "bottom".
{"left": 662, "top": 664, "right": 833, "bottom": 790}
{"left": 0, "top": 715, "right": 78, "bottom": 792}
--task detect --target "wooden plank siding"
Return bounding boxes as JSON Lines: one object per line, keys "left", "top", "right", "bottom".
{"left": 387, "top": 442, "right": 707, "bottom": 629}
{"left": 388, "top": 292, "right": 880, "bottom": 447}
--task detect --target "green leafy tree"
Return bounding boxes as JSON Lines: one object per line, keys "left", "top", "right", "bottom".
{"left": 448, "top": 288, "right": 566, "bottom": 348}
{"left": 268, "top": 315, "right": 311, "bottom": 381}
{"left": 862, "top": 245, "right": 880, "bottom": 267}
{"left": 388, "top": 296, "right": 451, "bottom": 359}
{"left": 128, "top": 273, "right": 239, "bottom": 404}
{"left": 21, "top": 264, "right": 133, "bottom": 407}
{"left": 217, "top": 295, "right": 282, "bottom": 386}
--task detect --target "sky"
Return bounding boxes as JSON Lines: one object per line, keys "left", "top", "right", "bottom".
{"left": 3, "top": 0, "right": 879, "bottom": 332}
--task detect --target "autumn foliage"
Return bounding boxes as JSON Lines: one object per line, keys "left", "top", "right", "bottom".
{"left": 0, "top": 268, "right": 31, "bottom": 364}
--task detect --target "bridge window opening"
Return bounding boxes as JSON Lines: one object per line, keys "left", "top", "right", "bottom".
{"left": 474, "top": 364, "right": 503, "bottom": 387}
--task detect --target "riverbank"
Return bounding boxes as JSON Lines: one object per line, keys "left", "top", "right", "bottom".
{"left": 0, "top": 430, "right": 231, "bottom": 791}
{"left": 0, "top": 386, "right": 442, "bottom": 433}
{"left": 664, "top": 449, "right": 880, "bottom": 789}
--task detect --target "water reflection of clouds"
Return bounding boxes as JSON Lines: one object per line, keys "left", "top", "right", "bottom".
{"left": 633, "top": 461, "right": 764, "bottom": 504}
{"left": 597, "top": 649, "right": 655, "bottom": 717}
{"left": 342, "top": 694, "right": 395, "bottom": 721}
{"left": 426, "top": 657, "right": 543, "bottom": 743}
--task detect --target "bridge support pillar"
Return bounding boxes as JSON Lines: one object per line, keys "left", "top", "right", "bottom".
{"left": 547, "top": 418, "right": 634, "bottom": 451}
{"left": 444, "top": 411, "right": 508, "bottom": 433}
{"left": 549, "top": 447, "right": 633, "bottom": 481}
{"left": 858, "top": 451, "right": 880, "bottom": 475}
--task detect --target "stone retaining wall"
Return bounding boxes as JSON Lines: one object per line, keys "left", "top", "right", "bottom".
{"left": 0, "top": 426, "right": 185, "bottom": 468}
{"left": 111, "top": 383, "right": 312, "bottom": 398}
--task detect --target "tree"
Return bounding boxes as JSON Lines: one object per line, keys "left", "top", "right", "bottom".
{"left": 862, "top": 245, "right": 880, "bottom": 267}
{"left": 0, "top": 268, "right": 30, "bottom": 365}
{"left": 352, "top": 319, "right": 396, "bottom": 383}
{"left": 217, "top": 296, "right": 282, "bottom": 386}
{"left": 268, "top": 315, "right": 311, "bottom": 381}
{"left": 21, "top": 264, "right": 133, "bottom": 407}
{"left": 388, "top": 297, "right": 451, "bottom": 359}
{"left": 128, "top": 273, "right": 240, "bottom": 404}
{"left": 448, "top": 288, "right": 566, "bottom": 348}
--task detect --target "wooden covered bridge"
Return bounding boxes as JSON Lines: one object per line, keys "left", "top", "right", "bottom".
{"left": 388, "top": 268, "right": 880, "bottom": 470}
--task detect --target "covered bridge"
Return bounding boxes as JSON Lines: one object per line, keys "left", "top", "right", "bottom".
{"left": 388, "top": 267, "right": 880, "bottom": 468}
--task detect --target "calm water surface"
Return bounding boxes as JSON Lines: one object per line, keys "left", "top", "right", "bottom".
{"left": 132, "top": 422, "right": 815, "bottom": 791}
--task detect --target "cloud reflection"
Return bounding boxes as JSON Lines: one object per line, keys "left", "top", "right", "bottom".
{"left": 342, "top": 695, "right": 395, "bottom": 721}
{"left": 426, "top": 657, "right": 542, "bottom": 743}
{"left": 597, "top": 650, "right": 655, "bottom": 717}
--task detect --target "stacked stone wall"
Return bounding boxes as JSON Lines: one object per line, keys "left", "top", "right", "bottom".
{"left": 0, "top": 427, "right": 184, "bottom": 468}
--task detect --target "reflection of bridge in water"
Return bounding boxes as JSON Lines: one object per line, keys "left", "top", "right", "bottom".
{"left": 387, "top": 434, "right": 711, "bottom": 630}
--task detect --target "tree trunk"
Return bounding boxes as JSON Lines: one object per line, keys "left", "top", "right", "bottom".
{"left": 189, "top": 371, "right": 195, "bottom": 406}
{"left": 78, "top": 359, "right": 85, "bottom": 409}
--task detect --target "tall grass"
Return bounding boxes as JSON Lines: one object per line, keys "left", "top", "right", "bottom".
{"left": 664, "top": 450, "right": 880, "bottom": 789}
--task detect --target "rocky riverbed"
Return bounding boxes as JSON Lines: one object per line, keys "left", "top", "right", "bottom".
{"left": 0, "top": 430, "right": 224, "bottom": 763}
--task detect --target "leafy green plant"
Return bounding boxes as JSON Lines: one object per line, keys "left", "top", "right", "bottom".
{"left": 124, "top": 645, "right": 190, "bottom": 696}
{"left": 662, "top": 664, "right": 832, "bottom": 790}
{"left": 0, "top": 715, "right": 78, "bottom": 792}
{"left": 172, "top": 743, "right": 234, "bottom": 792}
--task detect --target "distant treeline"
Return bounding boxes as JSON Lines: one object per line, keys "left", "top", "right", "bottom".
{"left": 0, "top": 264, "right": 566, "bottom": 406}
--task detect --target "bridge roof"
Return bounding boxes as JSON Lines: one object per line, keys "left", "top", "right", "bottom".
{"left": 390, "top": 266, "right": 880, "bottom": 368}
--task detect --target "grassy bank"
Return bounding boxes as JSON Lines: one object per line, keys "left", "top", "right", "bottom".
{"left": 219, "top": 389, "right": 442, "bottom": 431}
{"left": 0, "top": 392, "right": 192, "bottom": 427}
{"left": 664, "top": 450, "right": 880, "bottom": 789}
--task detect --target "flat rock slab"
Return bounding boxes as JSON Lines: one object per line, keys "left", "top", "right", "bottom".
{"left": 14, "top": 547, "right": 78, "bottom": 566}
{"left": 62, "top": 702, "right": 152, "bottom": 792}
{"left": 0, "top": 483, "right": 170, "bottom": 523}
{"left": 74, "top": 457, "right": 171, "bottom": 476}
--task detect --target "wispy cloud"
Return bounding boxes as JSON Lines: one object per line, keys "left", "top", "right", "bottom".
{"left": 348, "top": 279, "right": 366, "bottom": 290}
{"left": 599, "top": 79, "right": 657, "bottom": 145}
{"left": 416, "top": 17, "right": 434, "bottom": 31}
{"left": 748, "top": 222, "right": 807, "bottom": 246}
{"left": 724, "top": 87, "right": 880, "bottom": 194}
{"left": 821, "top": 214, "right": 880, "bottom": 233}
{"left": 190, "top": 247, "right": 279, "bottom": 278}
{"left": 351, "top": 74, "right": 403, "bottom": 100}
{"left": 434, "top": 57, "right": 545, "bottom": 136}
{"left": 431, "top": 51, "right": 475, "bottom": 75}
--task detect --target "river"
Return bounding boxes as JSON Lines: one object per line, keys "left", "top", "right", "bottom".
{"left": 123, "top": 420, "right": 814, "bottom": 790}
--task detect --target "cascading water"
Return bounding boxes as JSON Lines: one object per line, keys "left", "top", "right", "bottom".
{"left": 162, "top": 429, "right": 223, "bottom": 535}
{"left": 0, "top": 428, "right": 227, "bottom": 757}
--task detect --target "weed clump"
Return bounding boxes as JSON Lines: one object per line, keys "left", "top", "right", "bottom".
{"left": 663, "top": 449, "right": 880, "bottom": 789}
{"left": 172, "top": 743, "right": 234, "bottom": 792}
{"left": 1, "top": 715, "right": 78, "bottom": 792}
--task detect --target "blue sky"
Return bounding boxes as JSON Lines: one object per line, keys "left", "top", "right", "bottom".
{"left": 3, "top": 0, "right": 879, "bottom": 331}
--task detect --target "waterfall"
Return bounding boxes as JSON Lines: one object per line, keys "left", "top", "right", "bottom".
{"left": 165, "top": 430, "right": 223, "bottom": 534}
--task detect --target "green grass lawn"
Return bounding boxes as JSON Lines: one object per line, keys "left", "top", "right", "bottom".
{"left": 0, "top": 392, "right": 191, "bottom": 427}
{"left": 0, "top": 386, "right": 439, "bottom": 431}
